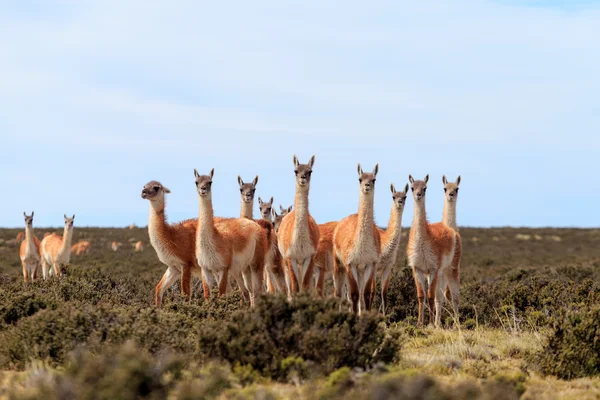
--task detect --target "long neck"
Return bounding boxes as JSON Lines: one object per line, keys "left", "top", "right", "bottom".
{"left": 148, "top": 198, "right": 168, "bottom": 237}
{"left": 25, "top": 225, "right": 36, "bottom": 252}
{"left": 60, "top": 226, "right": 73, "bottom": 253}
{"left": 442, "top": 200, "right": 457, "bottom": 230}
{"left": 294, "top": 184, "right": 310, "bottom": 232}
{"left": 412, "top": 198, "right": 429, "bottom": 239}
{"left": 198, "top": 195, "right": 217, "bottom": 239}
{"left": 357, "top": 192, "right": 375, "bottom": 236}
{"left": 240, "top": 199, "right": 253, "bottom": 219}
{"left": 383, "top": 206, "right": 404, "bottom": 248}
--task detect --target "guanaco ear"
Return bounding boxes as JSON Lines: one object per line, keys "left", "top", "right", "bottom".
{"left": 287, "top": 205, "right": 292, "bottom": 213}
{"left": 64, "top": 214, "right": 68, "bottom": 221}
{"left": 308, "top": 155, "right": 315, "bottom": 168}
{"left": 32, "top": 211, "right": 34, "bottom": 217}
{"left": 456, "top": 175, "right": 461, "bottom": 186}
{"left": 194, "top": 169, "right": 200, "bottom": 179}
{"left": 373, "top": 163, "right": 379, "bottom": 176}
{"left": 163, "top": 186, "right": 171, "bottom": 193}
{"left": 357, "top": 163, "right": 363, "bottom": 176}
{"left": 209, "top": 168, "right": 214, "bottom": 179}
{"left": 269, "top": 196, "right": 273, "bottom": 205}
{"left": 424, "top": 174, "right": 429, "bottom": 183}
{"left": 442, "top": 175, "right": 447, "bottom": 185}
{"left": 390, "top": 183, "right": 396, "bottom": 193}
{"left": 272, "top": 209, "right": 279, "bottom": 218}
{"left": 293, "top": 154, "right": 299, "bottom": 168}
{"left": 404, "top": 183, "right": 409, "bottom": 193}
{"left": 258, "top": 197, "right": 263, "bottom": 205}
{"left": 237, "top": 175, "right": 244, "bottom": 188}
{"left": 23, "top": 211, "right": 26, "bottom": 217}
{"left": 252, "top": 175, "right": 258, "bottom": 187}
{"left": 409, "top": 175, "right": 414, "bottom": 184}
{"left": 72, "top": 214, "right": 75, "bottom": 220}
{"left": 279, "top": 205, "right": 285, "bottom": 212}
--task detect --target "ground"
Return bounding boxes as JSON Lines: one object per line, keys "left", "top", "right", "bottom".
{"left": 0, "top": 226, "right": 598, "bottom": 399}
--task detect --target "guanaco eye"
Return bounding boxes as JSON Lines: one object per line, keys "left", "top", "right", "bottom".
{"left": 294, "top": 170, "right": 298, "bottom": 175}
{"left": 307, "top": 171, "right": 312, "bottom": 175}
{"left": 372, "top": 179, "right": 376, "bottom": 183}
{"left": 444, "top": 188, "right": 447, "bottom": 192}
{"left": 153, "top": 186, "right": 160, "bottom": 191}
{"left": 456, "top": 188, "right": 459, "bottom": 192}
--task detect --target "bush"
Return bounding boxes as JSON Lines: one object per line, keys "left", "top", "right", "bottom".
{"left": 535, "top": 306, "right": 600, "bottom": 379}
{"left": 196, "top": 294, "right": 401, "bottom": 380}
{"left": 0, "top": 305, "right": 197, "bottom": 369}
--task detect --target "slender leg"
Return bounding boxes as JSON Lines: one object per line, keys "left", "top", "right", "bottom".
{"left": 348, "top": 263, "right": 360, "bottom": 313}
{"left": 445, "top": 269, "right": 460, "bottom": 319}
{"left": 363, "top": 264, "right": 376, "bottom": 311}
{"left": 218, "top": 268, "right": 230, "bottom": 298}
{"left": 181, "top": 263, "right": 192, "bottom": 302}
{"left": 42, "top": 258, "right": 49, "bottom": 280}
{"left": 155, "top": 266, "right": 182, "bottom": 307}
{"left": 434, "top": 272, "right": 447, "bottom": 328}
{"left": 427, "top": 270, "right": 440, "bottom": 327}
{"left": 301, "top": 256, "right": 315, "bottom": 291}
{"left": 32, "top": 262, "right": 39, "bottom": 281}
{"left": 412, "top": 267, "right": 427, "bottom": 326}
{"left": 380, "top": 265, "right": 392, "bottom": 315}
{"left": 333, "top": 256, "right": 346, "bottom": 298}
{"left": 52, "top": 262, "right": 61, "bottom": 277}
{"left": 201, "top": 266, "right": 214, "bottom": 300}
{"left": 21, "top": 261, "right": 29, "bottom": 283}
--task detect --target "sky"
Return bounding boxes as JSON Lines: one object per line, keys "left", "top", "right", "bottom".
{"left": 1, "top": 0, "right": 599, "bottom": 228}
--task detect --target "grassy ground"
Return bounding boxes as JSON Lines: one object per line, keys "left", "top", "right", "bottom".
{"left": 0, "top": 226, "right": 599, "bottom": 399}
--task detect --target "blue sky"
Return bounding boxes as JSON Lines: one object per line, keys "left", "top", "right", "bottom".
{"left": 1, "top": 0, "right": 599, "bottom": 228}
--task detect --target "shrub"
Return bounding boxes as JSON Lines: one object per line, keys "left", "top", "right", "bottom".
{"left": 196, "top": 294, "right": 401, "bottom": 380}
{"left": 535, "top": 306, "right": 600, "bottom": 379}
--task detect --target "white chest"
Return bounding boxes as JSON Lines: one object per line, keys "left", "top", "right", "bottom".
{"left": 347, "top": 231, "right": 379, "bottom": 265}
{"left": 195, "top": 235, "right": 224, "bottom": 273}
{"left": 288, "top": 228, "right": 316, "bottom": 260}
{"left": 149, "top": 233, "right": 182, "bottom": 267}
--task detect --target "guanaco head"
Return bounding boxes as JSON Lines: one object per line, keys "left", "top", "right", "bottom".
{"left": 238, "top": 175, "right": 258, "bottom": 203}
{"left": 279, "top": 204, "right": 292, "bottom": 215}
{"left": 409, "top": 174, "right": 429, "bottom": 202}
{"left": 390, "top": 183, "right": 409, "bottom": 210}
{"left": 23, "top": 211, "right": 34, "bottom": 227}
{"left": 272, "top": 209, "right": 286, "bottom": 234}
{"left": 293, "top": 154, "right": 315, "bottom": 188}
{"left": 258, "top": 196, "right": 274, "bottom": 220}
{"left": 141, "top": 181, "right": 171, "bottom": 201}
{"left": 64, "top": 214, "right": 75, "bottom": 228}
{"left": 442, "top": 175, "right": 461, "bottom": 203}
{"left": 357, "top": 163, "right": 378, "bottom": 195}
{"left": 194, "top": 168, "right": 214, "bottom": 197}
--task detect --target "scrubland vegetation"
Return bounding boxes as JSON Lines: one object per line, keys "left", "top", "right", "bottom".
{"left": 0, "top": 226, "right": 599, "bottom": 399}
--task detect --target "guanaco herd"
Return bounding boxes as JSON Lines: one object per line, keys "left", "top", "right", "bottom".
{"left": 141, "top": 155, "right": 462, "bottom": 327}
{"left": 16, "top": 155, "right": 461, "bottom": 327}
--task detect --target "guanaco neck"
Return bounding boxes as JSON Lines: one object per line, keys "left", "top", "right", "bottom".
{"left": 357, "top": 191, "right": 376, "bottom": 240}
{"left": 25, "top": 224, "right": 37, "bottom": 254}
{"left": 382, "top": 206, "right": 404, "bottom": 251}
{"left": 442, "top": 199, "right": 457, "bottom": 231}
{"left": 240, "top": 199, "right": 253, "bottom": 219}
{"left": 293, "top": 184, "right": 310, "bottom": 236}
{"left": 60, "top": 225, "right": 74, "bottom": 254}
{"left": 411, "top": 197, "right": 430, "bottom": 241}
{"left": 197, "top": 195, "right": 217, "bottom": 242}
{"left": 148, "top": 197, "right": 170, "bottom": 240}
{"left": 262, "top": 213, "right": 272, "bottom": 223}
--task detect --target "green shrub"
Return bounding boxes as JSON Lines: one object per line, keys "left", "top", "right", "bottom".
{"left": 535, "top": 306, "right": 600, "bottom": 379}
{"left": 196, "top": 294, "right": 401, "bottom": 380}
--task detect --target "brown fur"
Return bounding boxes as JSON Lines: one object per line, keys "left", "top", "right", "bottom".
{"left": 40, "top": 214, "right": 75, "bottom": 279}
{"left": 333, "top": 164, "right": 381, "bottom": 314}
{"left": 16, "top": 232, "right": 24, "bottom": 242}
{"left": 277, "top": 155, "right": 320, "bottom": 297}
{"left": 195, "top": 169, "right": 267, "bottom": 307}
{"left": 142, "top": 180, "right": 212, "bottom": 307}
{"left": 19, "top": 212, "right": 41, "bottom": 282}
{"left": 407, "top": 175, "right": 462, "bottom": 327}
{"left": 71, "top": 240, "right": 91, "bottom": 256}
{"left": 314, "top": 221, "right": 338, "bottom": 296}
